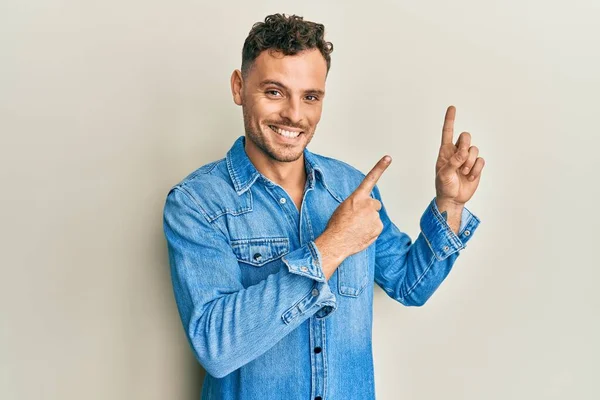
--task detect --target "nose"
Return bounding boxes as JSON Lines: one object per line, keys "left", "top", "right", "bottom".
{"left": 279, "top": 97, "right": 302, "bottom": 126}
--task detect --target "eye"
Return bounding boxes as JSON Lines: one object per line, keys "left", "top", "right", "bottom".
{"left": 305, "top": 95, "right": 319, "bottom": 102}
{"left": 266, "top": 90, "right": 282, "bottom": 97}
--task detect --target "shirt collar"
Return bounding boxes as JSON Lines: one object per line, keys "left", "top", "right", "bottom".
{"left": 226, "top": 135, "right": 326, "bottom": 195}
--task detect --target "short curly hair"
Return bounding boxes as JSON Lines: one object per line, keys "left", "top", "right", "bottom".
{"left": 241, "top": 13, "right": 334, "bottom": 79}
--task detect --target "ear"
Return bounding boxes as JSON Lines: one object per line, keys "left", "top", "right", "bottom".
{"left": 230, "top": 69, "right": 243, "bottom": 106}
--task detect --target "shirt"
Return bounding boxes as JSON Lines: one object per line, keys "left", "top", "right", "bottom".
{"left": 162, "top": 135, "right": 481, "bottom": 400}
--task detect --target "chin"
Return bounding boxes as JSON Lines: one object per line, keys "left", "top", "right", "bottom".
{"left": 266, "top": 145, "right": 304, "bottom": 163}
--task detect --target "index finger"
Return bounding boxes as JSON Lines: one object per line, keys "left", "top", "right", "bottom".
{"left": 353, "top": 155, "right": 392, "bottom": 197}
{"left": 441, "top": 105, "right": 456, "bottom": 146}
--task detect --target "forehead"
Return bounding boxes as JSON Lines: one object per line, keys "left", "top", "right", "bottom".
{"left": 247, "top": 48, "right": 327, "bottom": 90}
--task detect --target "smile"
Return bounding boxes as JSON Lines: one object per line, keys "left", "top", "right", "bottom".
{"left": 269, "top": 125, "right": 302, "bottom": 139}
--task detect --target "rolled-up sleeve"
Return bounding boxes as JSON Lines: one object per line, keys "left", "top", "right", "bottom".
{"left": 372, "top": 185, "right": 481, "bottom": 307}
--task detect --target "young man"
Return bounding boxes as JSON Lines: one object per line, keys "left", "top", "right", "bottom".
{"left": 163, "top": 13, "right": 484, "bottom": 400}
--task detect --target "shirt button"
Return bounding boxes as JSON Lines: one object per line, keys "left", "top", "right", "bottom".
{"left": 253, "top": 253, "right": 262, "bottom": 261}
{"left": 311, "top": 288, "right": 319, "bottom": 297}
{"left": 279, "top": 197, "right": 286, "bottom": 204}
{"left": 314, "top": 346, "right": 322, "bottom": 353}
{"left": 443, "top": 245, "right": 449, "bottom": 252}
{"left": 300, "top": 266, "right": 308, "bottom": 272}
{"left": 315, "top": 397, "right": 322, "bottom": 400}
{"left": 464, "top": 230, "right": 470, "bottom": 236}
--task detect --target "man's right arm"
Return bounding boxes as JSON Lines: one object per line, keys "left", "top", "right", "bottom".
{"left": 163, "top": 187, "right": 337, "bottom": 379}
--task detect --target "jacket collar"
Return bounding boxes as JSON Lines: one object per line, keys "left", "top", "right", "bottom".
{"left": 226, "top": 135, "right": 326, "bottom": 195}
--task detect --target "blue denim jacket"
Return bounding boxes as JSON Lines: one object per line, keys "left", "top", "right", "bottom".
{"left": 163, "top": 135, "right": 480, "bottom": 400}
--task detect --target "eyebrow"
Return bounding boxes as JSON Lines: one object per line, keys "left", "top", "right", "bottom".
{"left": 258, "top": 79, "right": 325, "bottom": 97}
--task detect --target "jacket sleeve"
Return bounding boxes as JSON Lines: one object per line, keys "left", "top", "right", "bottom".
{"left": 163, "top": 186, "right": 337, "bottom": 378}
{"left": 372, "top": 184, "right": 481, "bottom": 306}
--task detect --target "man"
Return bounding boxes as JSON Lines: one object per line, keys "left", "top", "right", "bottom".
{"left": 163, "top": 13, "right": 484, "bottom": 400}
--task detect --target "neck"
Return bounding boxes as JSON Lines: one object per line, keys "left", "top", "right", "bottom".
{"left": 244, "top": 139, "right": 306, "bottom": 190}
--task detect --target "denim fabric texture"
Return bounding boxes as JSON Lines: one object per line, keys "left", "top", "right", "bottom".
{"left": 163, "top": 135, "right": 481, "bottom": 400}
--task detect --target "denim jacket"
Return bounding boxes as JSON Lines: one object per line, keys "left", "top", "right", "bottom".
{"left": 163, "top": 135, "right": 481, "bottom": 400}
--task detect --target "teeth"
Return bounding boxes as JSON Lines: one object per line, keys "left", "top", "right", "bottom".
{"left": 270, "top": 125, "right": 300, "bottom": 138}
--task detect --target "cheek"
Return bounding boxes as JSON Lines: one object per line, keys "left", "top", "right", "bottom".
{"left": 306, "top": 107, "right": 323, "bottom": 126}
{"left": 254, "top": 101, "right": 283, "bottom": 121}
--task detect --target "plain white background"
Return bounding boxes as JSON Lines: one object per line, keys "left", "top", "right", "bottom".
{"left": 1, "top": 1, "right": 598, "bottom": 399}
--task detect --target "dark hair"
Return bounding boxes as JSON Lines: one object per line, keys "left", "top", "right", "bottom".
{"left": 241, "top": 13, "right": 333, "bottom": 78}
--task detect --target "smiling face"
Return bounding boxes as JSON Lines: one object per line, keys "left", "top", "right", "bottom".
{"left": 231, "top": 48, "right": 327, "bottom": 163}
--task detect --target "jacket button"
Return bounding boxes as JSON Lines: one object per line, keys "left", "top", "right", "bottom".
{"left": 315, "top": 397, "right": 322, "bottom": 400}
{"left": 311, "top": 288, "right": 319, "bottom": 297}
{"left": 253, "top": 253, "right": 262, "bottom": 261}
{"left": 464, "top": 230, "right": 470, "bottom": 236}
{"left": 314, "top": 346, "right": 322, "bottom": 353}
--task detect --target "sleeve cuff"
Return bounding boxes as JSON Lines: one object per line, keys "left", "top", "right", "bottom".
{"left": 281, "top": 241, "right": 327, "bottom": 283}
{"left": 280, "top": 279, "right": 337, "bottom": 324}
{"left": 420, "top": 197, "right": 481, "bottom": 261}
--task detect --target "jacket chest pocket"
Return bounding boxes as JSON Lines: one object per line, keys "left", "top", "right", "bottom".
{"left": 231, "top": 237, "right": 290, "bottom": 267}
{"left": 337, "top": 247, "right": 370, "bottom": 297}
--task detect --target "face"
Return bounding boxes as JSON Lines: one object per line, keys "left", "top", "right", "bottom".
{"left": 231, "top": 48, "right": 327, "bottom": 163}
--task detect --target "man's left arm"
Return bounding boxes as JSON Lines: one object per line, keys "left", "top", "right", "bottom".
{"left": 372, "top": 105, "right": 485, "bottom": 306}
{"left": 371, "top": 185, "right": 480, "bottom": 307}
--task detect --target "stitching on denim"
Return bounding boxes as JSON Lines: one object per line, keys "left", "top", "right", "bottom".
{"left": 226, "top": 144, "right": 263, "bottom": 196}
{"left": 205, "top": 189, "right": 253, "bottom": 222}
{"left": 172, "top": 186, "right": 232, "bottom": 241}
{"left": 282, "top": 288, "right": 311, "bottom": 325}
{"left": 309, "top": 317, "right": 317, "bottom": 395}
{"left": 238, "top": 173, "right": 261, "bottom": 195}
{"left": 230, "top": 237, "right": 290, "bottom": 266}
{"left": 203, "top": 160, "right": 220, "bottom": 174}
{"left": 420, "top": 229, "right": 443, "bottom": 261}
{"left": 321, "top": 317, "right": 329, "bottom": 400}
{"left": 322, "top": 180, "right": 343, "bottom": 203}
{"left": 176, "top": 186, "right": 212, "bottom": 224}
{"left": 337, "top": 250, "right": 368, "bottom": 297}
{"left": 404, "top": 253, "right": 437, "bottom": 301}
{"left": 230, "top": 237, "right": 289, "bottom": 244}
{"left": 226, "top": 151, "right": 241, "bottom": 191}
{"left": 180, "top": 158, "right": 223, "bottom": 185}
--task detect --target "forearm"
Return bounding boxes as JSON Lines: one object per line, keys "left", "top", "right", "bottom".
{"left": 374, "top": 194, "right": 480, "bottom": 306}
{"left": 181, "top": 268, "right": 334, "bottom": 378}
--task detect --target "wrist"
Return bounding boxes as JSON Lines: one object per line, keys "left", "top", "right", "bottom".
{"left": 435, "top": 197, "right": 465, "bottom": 213}
{"left": 434, "top": 197, "right": 464, "bottom": 235}
{"left": 314, "top": 231, "right": 346, "bottom": 275}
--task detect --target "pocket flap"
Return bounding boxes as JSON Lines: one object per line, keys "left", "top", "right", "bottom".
{"left": 231, "top": 237, "right": 290, "bottom": 267}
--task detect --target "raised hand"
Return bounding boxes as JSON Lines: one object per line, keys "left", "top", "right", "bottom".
{"left": 318, "top": 155, "right": 392, "bottom": 263}
{"left": 435, "top": 105, "right": 485, "bottom": 205}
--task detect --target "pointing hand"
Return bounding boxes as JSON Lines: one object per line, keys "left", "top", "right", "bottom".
{"left": 322, "top": 155, "right": 392, "bottom": 259}
{"left": 435, "top": 105, "right": 485, "bottom": 205}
